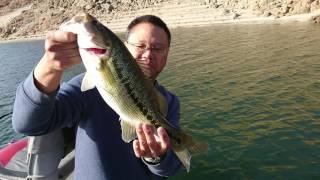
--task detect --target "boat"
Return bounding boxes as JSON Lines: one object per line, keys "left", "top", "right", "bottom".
{"left": 0, "top": 128, "right": 75, "bottom": 180}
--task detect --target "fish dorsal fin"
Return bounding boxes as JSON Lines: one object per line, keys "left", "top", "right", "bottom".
{"left": 154, "top": 89, "right": 168, "bottom": 117}
{"left": 120, "top": 118, "right": 137, "bottom": 143}
{"left": 81, "top": 72, "right": 96, "bottom": 92}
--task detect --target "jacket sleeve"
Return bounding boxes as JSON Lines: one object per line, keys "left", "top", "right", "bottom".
{"left": 12, "top": 72, "right": 87, "bottom": 136}
{"left": 143, "top": 87, "right": 183, "bottom": 177}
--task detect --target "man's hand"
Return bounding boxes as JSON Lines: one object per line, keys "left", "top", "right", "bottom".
{"left": 34, "top": 31, "right": 81, "bottom": 94}
{"left": 42, "top": 31, "right": 81, "bottom": 71}
{"left": 133, "top": 123, "right": 171, "bottom": 159}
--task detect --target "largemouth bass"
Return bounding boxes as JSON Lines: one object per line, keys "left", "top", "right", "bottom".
{"left": 60, "top": 12, "right": 208, "bottom": 171}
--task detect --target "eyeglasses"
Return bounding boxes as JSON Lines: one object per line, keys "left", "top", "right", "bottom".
{"left": 126, "top": 41, "right": 167, "bottom": 55}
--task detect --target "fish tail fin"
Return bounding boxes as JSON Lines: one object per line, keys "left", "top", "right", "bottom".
{"left": 174, "top": 148, "right": 192, "bottom": 172}
{"left": 173, "top": 131, "right": 209, "bottom": 172}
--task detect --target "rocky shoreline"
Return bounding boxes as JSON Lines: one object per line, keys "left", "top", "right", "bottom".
{"left": 1, "top": 0, "right": 320, "bottom": 42}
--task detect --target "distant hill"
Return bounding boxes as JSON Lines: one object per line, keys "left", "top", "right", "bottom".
{"left": 1, "top": 0, "right": 320, "bottom": 40}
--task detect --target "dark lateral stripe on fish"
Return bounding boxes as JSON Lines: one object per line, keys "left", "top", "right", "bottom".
{"left": 108, "top": 53, "right": 171, "bottom": 139}
{"left": 112, "top": 59, "right": 154, "bottom": 119}
{"left": 167, "top": 131, "right": 181, "bottom": 145}
{"left": 107, "top": 33, "right": 163, "bottom": 131}
{"left": 111, "top": 43, "right": 170, "bottom": 139}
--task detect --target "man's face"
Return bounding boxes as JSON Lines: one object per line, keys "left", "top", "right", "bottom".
{"left": 125, "top": 22, "right": 169, "bottom": 82}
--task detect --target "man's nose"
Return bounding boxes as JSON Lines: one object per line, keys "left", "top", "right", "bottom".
{"left": 141, "top": 49, "right": 152, "bottom": 64}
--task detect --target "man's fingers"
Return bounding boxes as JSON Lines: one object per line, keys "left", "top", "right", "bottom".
{"left": 143, "top": 124, "right": 160, "bottom": 157}
{"left": 157, "top": 127, "right": 171, "bottom": 153}
{"left": 54, "top": 48, "right": 81, "bottom": 61}
{"left": 44, "top": 48, "right": 81, "bottom": 70}
{"left": 133, "top": 140, "right": 142, "bottom": 158}
{"left": 136, "top": 123, "right": 148, "bottom": 152}
{"left": 45, "top": 38, "right": 78, "bottom": 52}
{"left": 134, "top": 123, "right": 171, "bottom": 159}
{"left": 48, "top": 42, "right": 79, "bottom": 51}
{"left": 46, "top": 31, "right": 77, "bottom": 43}
{"left": 43, "top": 30, "right": 81, "bottom": 69}
{"left": 52, "top": 56, "right": 81, "bottom": 70}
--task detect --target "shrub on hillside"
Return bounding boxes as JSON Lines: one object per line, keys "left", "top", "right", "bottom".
{"left": 0, "top": 0, "right": 32, "bottom": 16}
{"left": 0, "top": 0, "right": 32, "bottom": 9}
{"left": 8, "top": 0, "right": 32, "bottom": 9}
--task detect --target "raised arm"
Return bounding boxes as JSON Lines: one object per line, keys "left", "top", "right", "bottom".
{"left": 12, "top": 31, "right": 83, "bottom": 135}
{"left": 34, "top": 31, "right": 80, "bottom": 94}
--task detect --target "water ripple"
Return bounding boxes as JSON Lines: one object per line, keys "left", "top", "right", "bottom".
{"left": 1, "top": 23, "right": 320, "bottom": 179}
{"left": 164, "top": 23, "right": 320, "bottom": 179}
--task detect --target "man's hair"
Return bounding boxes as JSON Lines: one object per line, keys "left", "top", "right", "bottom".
{"left": 125, "top": 15, "right": 171, "bottom": 46}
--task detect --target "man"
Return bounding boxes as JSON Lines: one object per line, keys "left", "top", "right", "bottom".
{"left": 12, "top": 15, "right": 182, "bottom": 179}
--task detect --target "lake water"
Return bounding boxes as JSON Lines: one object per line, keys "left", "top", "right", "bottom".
{"left": 1, "top": 23, "right": 320, "bottom": 179}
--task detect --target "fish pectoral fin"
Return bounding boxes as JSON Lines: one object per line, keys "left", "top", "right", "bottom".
{"left": 120, "top": 118, "right": 137, "bottom": 143}
{"left": 154, "top": 89, "right": 168, "bottom": 117}
{"left": 81, "top": 72, "right": 96, "bottom": 92}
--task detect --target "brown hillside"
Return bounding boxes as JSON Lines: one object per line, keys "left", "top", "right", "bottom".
{"left": 0, "top": 0, "right": 320, "bottom": 41}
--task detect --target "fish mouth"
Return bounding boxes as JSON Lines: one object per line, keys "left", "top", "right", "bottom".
{"left": 84, "top": 48, "right": 109, "bottom": 57}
